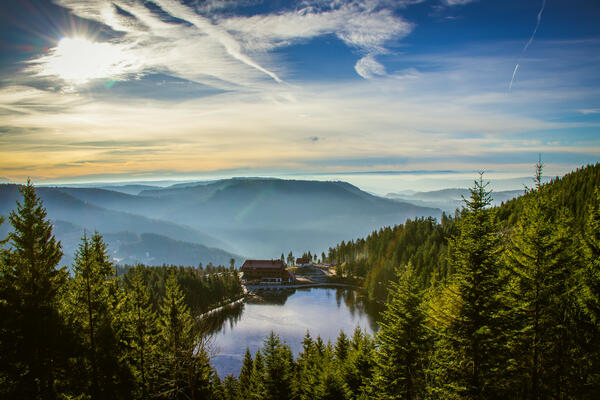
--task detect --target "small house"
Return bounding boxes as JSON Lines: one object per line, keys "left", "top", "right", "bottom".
{"left": 241, "top": 259, "right": 294, "bottom": 285}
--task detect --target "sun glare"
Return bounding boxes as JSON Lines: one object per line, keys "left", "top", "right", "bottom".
{"left": 42, "top": 37, "right": 136, "bottom": 84}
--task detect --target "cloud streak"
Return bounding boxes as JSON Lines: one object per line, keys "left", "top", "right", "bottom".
{"left": 523, "top": 0, "right": 547, "bottom": 53}
{"left": 509, "top": 0, "right": 546, "bottom": 90}
{"left": 29, "top": 0, "right": 413, "bottom": 89}
{"left": 3, "top": 39, "right": 599, "bottom": 182}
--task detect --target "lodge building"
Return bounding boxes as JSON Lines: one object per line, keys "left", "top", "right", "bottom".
{"left": 240, "top": 259, "right": 294, "bottom": 285}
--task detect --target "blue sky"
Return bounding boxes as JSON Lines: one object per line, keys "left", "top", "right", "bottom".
{"left": 0, "top": 0, "right": 599, "bottom": 192}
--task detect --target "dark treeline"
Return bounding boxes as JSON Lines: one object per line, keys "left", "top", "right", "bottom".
{"left": 326, "top": 215, "right": 455, "bottom": 301}
{"left": 116, "top": 264, "right": 243, "bottom": 315}
{"left": 1, "top": 162, "right": 599, "bottom": 399}
{"left": 0, "top": 180, "right": 241, "bottom": 399}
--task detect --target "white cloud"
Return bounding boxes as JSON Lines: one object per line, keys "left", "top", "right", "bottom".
{"left": 354, "top": 54, "right": 386, "bottom": 79}
{"left": 442, "top": 0, "right": 477, "bottom": 5}
{"left": 579, "top": 108, "right": 600, "bottom": 115}
{"left": 152, "top": 0, "right": 282, "bottom": 82}
{"left": 220, "top": 3, "right": 412, "bottom": 53}
{"left": 36, "top": 0, "right": 413, "bottom": 87}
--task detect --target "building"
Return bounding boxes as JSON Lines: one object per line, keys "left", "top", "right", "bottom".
{"left": 296, "top": 257, "right": 311, "bottom": 267}
{"left": 241, "top": 259, "right": 294, "bottom": 285}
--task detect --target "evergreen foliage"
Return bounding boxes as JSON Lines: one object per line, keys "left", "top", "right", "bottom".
{"left": 504, "top": 163, "right": 584, "bottom": 398}
{"left": 372, "top": 263, "right": 430, "bottom": 400}
{"left": 432, "top": 175, "right": 509, "bottom": 399}
{"left": 65, "top": 231, "right": 125, "bottom": 399}
{"left": 0, "top": 179, "right": 68, "bottom": 400}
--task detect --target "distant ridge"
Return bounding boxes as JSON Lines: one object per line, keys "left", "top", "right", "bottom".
{"left": 1, "top": 177, "right": 442, "bottom": 262}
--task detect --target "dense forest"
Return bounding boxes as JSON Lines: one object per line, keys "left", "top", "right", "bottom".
{"left": 1, "top": 162, "right": 599, "bottom": 399}
{"left": 0, "top": 181, "right": 242, "bottom": 399}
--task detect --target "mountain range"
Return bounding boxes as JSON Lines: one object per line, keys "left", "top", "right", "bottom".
{"left": 0, "top": 177, "right": 524, "bottom": 268}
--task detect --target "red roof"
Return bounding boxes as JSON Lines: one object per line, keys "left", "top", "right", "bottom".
{"left": 241, "top": 259, "right": 286, "bottom": 271}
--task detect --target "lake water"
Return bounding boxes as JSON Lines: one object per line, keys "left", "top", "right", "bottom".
{"left": 207, "top": 287, "right": 379, "bottom": 377}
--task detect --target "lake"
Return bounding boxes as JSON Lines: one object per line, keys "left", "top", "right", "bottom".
{"left": 207, "top": 287, "right": 379, "bottom": 377}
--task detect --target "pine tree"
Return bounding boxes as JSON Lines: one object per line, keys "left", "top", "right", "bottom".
{"left": 294, "top": 332, "right": 321, "bottom": 400}
{"left": 342, "top": 327, "right": 375, "bottom": 398}
{"left": 156, "top": 272, "right": 198, "bottom": 399}
{"left": 432, "top": 174, "right": 508, "bottom": 399}
{"left": 67, "top": 232, "right": 118, "bottom": 399}
{"left": 248, "top": 350, "right": 267, "bottom": 400}
{"left": 238, "top": 348, "right": 254, "bottom": 399}
{"left": 262, "top": 332, "right": 293, "bottom": 400}
{"left": 334, "top": 331, "right": 350, "bottom": 362}
{"left": 372, "top": 263, "right": 430, "bottom": 400}
{"left": 122, "top": 267, "right": 158, "bottom": 399}
{"left": 581, "top": 188, "right": 600, "bottom": 394}
{"left": 504, "top": 162, "right": 580, "bottom": 398}
{"left": 223, "top": 374, "right": 239, "bottom": 400}
{"left": 0, "top": 179, "right": 68, "bottom": 400}
{"left": 582, "top": 188, "right": 600, "bottom": 325}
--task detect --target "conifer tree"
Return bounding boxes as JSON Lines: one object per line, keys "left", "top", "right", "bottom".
{"left": 223, "top": 374, "right": 239, "bottom": 400}
{"left": 372, "top": 263, "right": 430, "bottom": 400}
{"left": 156, "top": 272, "right": 198, "bottom": 399}
{"left": 262, "top": 332, "right": 293, "bottom": 400}
{"left": 342, "top": 327, "right": 375, "bottom": 398}
{"left": 582, "top": 188, "right": 600, "bottom": 325}
{"left": 504, "top": 161, "right": 581, "bottom": 398}
{"left": 432, "top": 174, "right": 508, "bottom": 399}
{"left": 581, "top": 188, "right": 600, "bottom": 394}
{"left": 1, "top": 179, "right": 67, "bottom": 400}
{"left": 189, "top": 345, "right": 217, "bottom": 400}
{"left": 123, "top": 267, "right": 158, "bottom": 399}
{"left": 248, "top": 350, "right": 267, "bottom": 400}
{"left": 67, "top": 232, "right": 118, "bottom": 399}
{"left": 238, "top": 348, "right": 254, "bottom": 399}
{"left": 294, "top": 331, "right": 327, "bottom": 400}
{"left": 334, "top": 331, "right": 350, "bottom": 362}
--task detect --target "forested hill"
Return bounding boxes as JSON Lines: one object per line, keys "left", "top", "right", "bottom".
{"left": 326, "top": 163, "right": 600, "bottom": 301}
{"left": 496, "top": 162, "right": 600, "bottom": 226}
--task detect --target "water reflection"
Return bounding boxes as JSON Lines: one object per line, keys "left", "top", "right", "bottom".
{"left": 205, "top": 287, "right": 381, "bottom": 377}
{"left": 201, "top": 301, "right": 245, "bottom": 336}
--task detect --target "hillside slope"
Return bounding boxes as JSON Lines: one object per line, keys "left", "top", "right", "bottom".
{"left": 327, "top": 163, "right": 600, "bottom": 301}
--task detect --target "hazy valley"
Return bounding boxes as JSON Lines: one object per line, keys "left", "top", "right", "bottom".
{"left": 1, "top": 178, "right": 449, "bottom": 267}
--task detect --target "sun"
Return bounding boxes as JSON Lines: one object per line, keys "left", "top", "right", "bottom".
{"left": 40, "top": 37, "right": 137, "bottom": 84}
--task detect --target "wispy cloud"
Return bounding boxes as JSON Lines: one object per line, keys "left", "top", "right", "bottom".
{"left": 354, "top": 54, "right": 387, "bottom": 79}
{"left": 220, "top": 1, "right": 412, "bottom": 79}
{"left": 3, "top": 39, "right": 599, "bottom": 182}
{"left": 442, "top": 0, "right": 478, "bottom": 6}
{"left": 509, "top": 63, "right": 519, "bottom": 90}
{"left": 152, "top": 0, "right": 282, "bottom": 83}
{"left": 24, "top": 0, "right": 413, "bottom": 88}
{"left": 524, "top": 0, "right": 547, "bottom": 53}
{"left": 509, "top": 0, "right": 547, "bottom": 90}
{"left": 579, "top": 108, "right": 600, "bottom": 115}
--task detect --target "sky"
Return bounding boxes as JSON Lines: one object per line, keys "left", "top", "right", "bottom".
{"left": 0, "top": 0, "right": 599, "bottom": 193}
